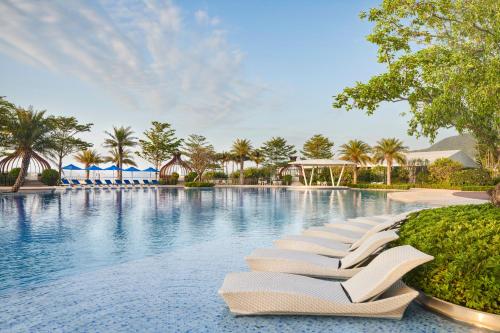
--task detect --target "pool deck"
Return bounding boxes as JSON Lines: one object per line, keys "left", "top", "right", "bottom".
{"left": 387, "top": 188, "right": 489, "bottom": 206}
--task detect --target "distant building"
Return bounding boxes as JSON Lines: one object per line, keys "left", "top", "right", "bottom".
{"left": 366, "top": 150, "right": 478, "bottom": 168}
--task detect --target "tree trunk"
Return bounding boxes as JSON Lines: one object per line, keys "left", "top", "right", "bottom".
{"left": 353, "top": 167, "right": 358, "bottom": 184}
{"left": 12, "top": 151, "right": 31, "bottom": 192}
{"left": 57, "top": 156, "right": 63, "bottom": 184}
{"left": 386, "top": 159, "right": 392, "bottom": 185}
{"left": 85, "top": 164, "right": 90, "bottom": 180}
{"left": 239, "top": 160, "right": 244, "bottom": 185}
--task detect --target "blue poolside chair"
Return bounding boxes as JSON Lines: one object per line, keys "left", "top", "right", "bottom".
{"left": 115, "top": 179, "right": 124, "bottom": 187}
{"left": 143, "top": 179, "right": 151, "bottom": 186}
{"left": 71, "top": 179, "right": 83, "bottom": 187}
{"left": 94, "top": 179, "right": 106, "bottom": 187}
{"left": 61, "top": 178, "right": 71, "bottom": 186}
{"left": 85, "top": 179, "right": 94, "bottom": 187}
{"left": 124, "top": 179, "right": 133, "bottom": 187}
{"left": 133, "top": 180, "right": 142, "bottom": 186}
{"left": 152, "top": 179, "right": 159, "bottom": 185}
{"left": 105, "top": 179, "right": 115, "bottom": 187}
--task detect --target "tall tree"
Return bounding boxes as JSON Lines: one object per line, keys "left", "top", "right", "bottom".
{"left": 231, "top": 139, "right": 252, "bottom": 185}
{"left": 74, "top": 149, "right": 103, "bottom": 179}
{"left": 182, "top": 134, "right": 215, "bottom": 181}
{"left": 48, "top": 116, "right": 92, "bottom": 179}
{"left": 260, "top": 137, "right": 297, "bottom": 168}
{"left": 372, "top": 138, "right": 408, "bottom": 185}
{"left": 103, "top": 126, "right": 137, "bottom": 180}
{"left": 301, "top": 134, "right": 334, "bottom": 159}
{"left": 250, "top": 149, "right": 264, "bottom": 168}
{"left": 3, "top": 107, "right": 55, "bottom": 192}
{"left": 0, "top": 97, "right": 15, "bottom": 156}
{"left": 136, "top": 121, "right": 182, "bottom": 179}
{"left": 104, "top": 148, "right": 137, "bottom": 168}
{"left": 333, "top": 0, "right": 500, "bottom": 163}
{"left": 216, "top": 151, "right": 232, "bottom": 175}
{"left": 339, "top": 140, "right": 372, "bottom": 184}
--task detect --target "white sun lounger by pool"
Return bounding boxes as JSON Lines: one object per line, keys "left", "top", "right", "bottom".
{"left": 246, "top": 230, "right": 399, "bottom": 279}
{"left": 219, "top": 245, "right": 433, "bottom": 318}
{"left": 343, "top": 211, "right": 418, "bottom": 227}
{"left": 302, "top": 219, "right": 399, "bottom": 249}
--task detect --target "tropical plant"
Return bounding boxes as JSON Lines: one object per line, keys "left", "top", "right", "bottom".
{"left": 428, "top": 158, "right": 462, "bottom": 183}
{"left": 103, "top": 148, "right": 137, "bottom": 169}
{"left": 216, "top": 151, "right": 232, "bottom": 175}
{"left": 332, "top": 0, "right": 500, "bottom": 159}
{"left": 136, "top": 121, "right": 182, "bottom": 179}
{"left": 260, "top": 137, "right": 297, "bottom": 168}
{"left": 250, "top": 149, "right": 264, "bottom": 168}
{"left": 2, "top": 107, "right": 56, "bottom": 192}
{"left": 47, "top": 116, "right": 92, "bottom": 180}
{"left": 450, "top": 169, "right": 492, "bottom": 187}
{"left": 40, "top": 169, "right": 60, "bottom": 186}
{"left": 339, "top": 140, "right": 372, "bottom": 184}
{"left": 231, "top": 138, "right": 253, "bottom": 185}
{"left": 301, "top": 134, "right": 334, "bottom": 159}
{"left": 0, "top": 97, "right": 16, "bottom": 156}
{"left": 182, "top": 134, "right": 216, "bottom": 181}
{"left": 372, "top": 138, "right": 408, "bottom": 185}
{"left": 74, "top": 149, "right": 104, "bottom": 179}
{"left": 103, "top": 126, "right": 137, "bottom": 180}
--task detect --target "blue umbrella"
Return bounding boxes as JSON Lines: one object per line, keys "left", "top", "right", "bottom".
{"left": 104, "top": 165, "right": 122, "bottom": 179}
{"left": 143, "top": 167, "right": 159, "bottom": 179}
{"left": 62, "top": 164, "right": 82, "bottom": 178}
{"left": 123, "top": 166, "right": 140, "bottom": 179}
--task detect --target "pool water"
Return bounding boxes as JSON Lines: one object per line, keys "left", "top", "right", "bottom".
{"left": 0, "top": 188, "right": 479, "bottom": 332}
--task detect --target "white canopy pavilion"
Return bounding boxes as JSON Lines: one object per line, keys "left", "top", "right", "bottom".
{"left": 289, "top": 159, "right": 356, "bottom": 187}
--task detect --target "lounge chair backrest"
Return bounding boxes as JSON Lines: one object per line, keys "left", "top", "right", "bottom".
{"left": 72, "top": 179, "right": 80, "bottom": 185}
{"left": 350, "top": 220, "right": 397, "bottom": 249}
{"left": 124, "top": 180, "right": 131, "bottom": 185}
{"left": 143, "top": 180, "right": 150, "bottom": 185}
{"left": 105, "top": 180, "right": 113, "bottom": 185}
{"left": 152, "top": 180, "right": 159, "bottom": 185}
{"left": 133, "top": 180, "right": 141, "bottom": 185}
{"left": 341, "top": 231, "right": 399, "bottom": 269}
{"left": 85, "top": 179, "right": 93, "bottom": 185}
{"left": 62, "top": 179, "right": 70, "bottom": 185}
{"left": 341, "top": 245, "right": 433, "bottom": 303}
{"left": 116, "top": 180, "right": 122, "bottom": 185}
{"left": 95, "top": 180, "right": 103, "bottom": 185}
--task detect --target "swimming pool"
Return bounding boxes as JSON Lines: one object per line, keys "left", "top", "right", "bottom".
{"left": 0, "top": 188, "right": 479, "bottom": 332}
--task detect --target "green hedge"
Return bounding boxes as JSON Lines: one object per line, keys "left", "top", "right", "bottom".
{"left": 184, "top": 182, "right": 215, "bottom": 188}
{"left": 348, "top": 183, "right": 412, "bottom": 190}
{"left": 394, "top": 204, "right": 499, "bottom": 314}
{"left": 40, "top": 169, "right": 60, "bottom": 186}
{"left": 460, "top": 185, "right": 495, "bottom": 191}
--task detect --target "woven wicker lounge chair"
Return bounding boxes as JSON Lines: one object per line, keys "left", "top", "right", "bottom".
{"left": 219, "top": 245, "right": 433, "bottom": 318}
{"left": 246, "top": 231, "right": 399, "bottom": 279}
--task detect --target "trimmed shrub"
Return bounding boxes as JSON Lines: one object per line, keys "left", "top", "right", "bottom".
{"left": 205, "top": 171, "right": 228, "bottom": 180}
{"left": 40, "top": 169, "right": 60, "bottom": 186}
{"left": 184, "top": 172, "right": 198, "bottom": 182}
{"left": 184, "top": 182, "right": 215, "bottom": 188}
{"left": 8, "top": 168, "right": 21, "bottom": 179}
{"left": 281, "top": 174, "right": 292, "bottom": 185}
{"left": 461, "top": 185, "right": 495, "bottom": 191}
{"left": 428, "top": 158, "right": 462, "bottom": 183}
{"left": 394, "top": 204, "right": 499, "bottom": 314}
{"left": 450, "top": 169, "right": 492, "bottom": 186}
{"left": 348, "top": 183, "right": 412, "bottom": 190}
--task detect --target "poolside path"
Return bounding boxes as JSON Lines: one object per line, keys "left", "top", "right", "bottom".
{"left": 388, "top": 188, "right": 489, "bottom": 206}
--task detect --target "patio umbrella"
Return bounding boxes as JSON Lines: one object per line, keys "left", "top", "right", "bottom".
{"left": 143, "top": 167, "right": 159, "bottom": 179}
{"left": 85, "top": 165, "right": 103, "bottom": 179}
{"left": 104, "top": 165, "right": 122, "bottom": 179}
{"left": 62, "top": 164, "right": 82, "bottom": 178}
{"left": 123, "top": 166, "right": 140, "bottom": 179}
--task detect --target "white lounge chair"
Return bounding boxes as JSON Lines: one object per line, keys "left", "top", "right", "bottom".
{"left": 246, "top": 230, "right": 399, "bottom": 279}
{"left": 302, "top": 219, "right": 400, "bottom": 249}
{"left": 219, "top": 245, "right": 433, "bottom": 318}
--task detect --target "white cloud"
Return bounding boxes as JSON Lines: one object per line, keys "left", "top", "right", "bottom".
{"left": 0, "top": 0, "right": 264, "bottom": 125}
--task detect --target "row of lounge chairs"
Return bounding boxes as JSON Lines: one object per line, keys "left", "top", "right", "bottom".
{"left": 219, "top": 210, "right": 433, "bottom": 319}
{"left": 61, "top": 179, "right": 159, "bottom": 187}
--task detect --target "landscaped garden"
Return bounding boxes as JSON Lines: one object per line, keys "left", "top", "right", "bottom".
{"left": 395, "top": 204, "right": 499, "bottom": 314}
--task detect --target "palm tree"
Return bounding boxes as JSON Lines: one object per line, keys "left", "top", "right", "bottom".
{"left": 103, "top": 126, "right": 137, "bottom": 180}
{"left": 74, "top": 149, "right": 103, "bottom": 179}
{"left": 104, "top": 148, "right": 137, "bottom": 167}
{"left": 231, "top": 139, "right": 252, "bottom": 185}
{"left": 339, "top": 140, "right": 372, "bottom": 184}
{"left": 251, "top": 149, "right": 264, "bottom": 168}
{"left": 372, "top": 138, "right": 408, "bottom": 185}
{"left": 3, "top": 108, "right": 55, "bottom": 192}
{"left": 216, "top": 151, "right": 231, "bottom": 175}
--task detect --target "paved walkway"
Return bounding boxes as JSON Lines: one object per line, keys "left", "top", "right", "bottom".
{"left": 388, "top": 188, "right": 489, "bottom": 206}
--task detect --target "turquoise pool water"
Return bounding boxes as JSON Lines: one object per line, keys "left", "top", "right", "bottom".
{"left": 0, "top": 188, "right": 479, "bottom": 332}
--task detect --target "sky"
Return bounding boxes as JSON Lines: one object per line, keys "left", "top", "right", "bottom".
{"left": 0, "top": 0, "right": 456, "bottom": 167}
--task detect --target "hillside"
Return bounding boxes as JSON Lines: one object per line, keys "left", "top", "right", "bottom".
{"left": 413, "top": 134, "right": 477, "bottom": 159}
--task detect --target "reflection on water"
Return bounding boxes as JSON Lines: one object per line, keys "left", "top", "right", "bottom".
{"left": 0, "top": 188, "right": 424, "bottom": 292}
